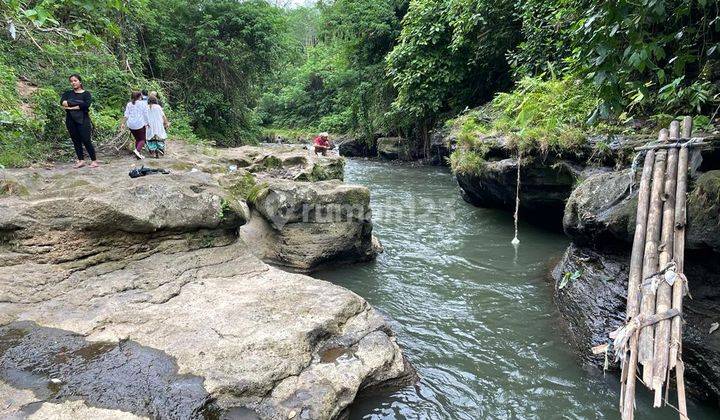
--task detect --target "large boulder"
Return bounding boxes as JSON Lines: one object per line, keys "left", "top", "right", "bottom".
{"left": 338, "top": 137, "right": 376, "bottom": 158}
{"left": 456, "top": 157, "right": 585, "bottom": 222}
{"left": 377, "top": 137, "right": 409, "bottom": 160}
{"left": 551, "top": 244, "right": 720, "bottom": 404}
{"left": 563, "top": 169, "right": 720, "bottom": 252}
{"left": 0, "top": 161, "right": 246, "bottom": 269}
{"left": 562, "top": 169, "right": 637, "bottom": 246}
{"left": 239, "top": 179, "right": 380, "bottom": 272}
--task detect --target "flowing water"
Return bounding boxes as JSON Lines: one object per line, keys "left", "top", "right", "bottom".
{"left": 315, "top": 159, "right": 715, "bottom": 419}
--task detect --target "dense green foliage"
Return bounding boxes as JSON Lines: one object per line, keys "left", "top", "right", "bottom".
{"left": 2, "top": 0, "right": 719, "bottom": 168}
{"left": 447, "top": 0, "right": 719, "bottom": 173}
{"left": 259, "top": 0, "right": 404, "bottom": 143}
{"left": 448, "top": 76, "right": 598, "bottom": 175}
{"left": 142, "top": 0, "right": 288, "bottom": 144}
{"left": 387, "top": 0, "right": 519, "bottom": 121}
{"left": 572, "top": 0, "right": 720, "bottom": 119}
{"left": 264, "top": 0, "right": 719, "bottom": 160}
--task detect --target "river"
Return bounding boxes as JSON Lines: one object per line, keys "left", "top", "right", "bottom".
{"left": 315, "top": 159, "right": 714, "bottom": 419}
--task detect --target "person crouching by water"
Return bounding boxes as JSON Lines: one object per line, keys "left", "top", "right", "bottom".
{"left": 313, "top": 132, "right": 332, "bottom": 156}
{"left": 121, "top": 91, "right": 149, "bottom": 159}
{"left": 61, "top": 74, "right": 98, "bottom": 168}
{"left": 145, "top": 95, "right": 169, "bottom": 158}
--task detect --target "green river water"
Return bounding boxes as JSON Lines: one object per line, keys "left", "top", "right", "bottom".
{"left": 315, "top": 159, "right": 716, "bottom": 419}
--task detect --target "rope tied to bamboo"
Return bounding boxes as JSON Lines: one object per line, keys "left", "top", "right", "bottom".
{"left": 629, "top": 151, "right": 644, "bottom": 195}
{"left": 609, "top": 309, "right": 683, "bottom": 363}
{"left": 640, "top": 261, "right": 690, "bottom": 296}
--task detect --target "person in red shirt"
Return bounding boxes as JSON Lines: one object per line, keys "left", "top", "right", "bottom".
{"left": 313, "top": 132, "right": 332, "bottom": 156}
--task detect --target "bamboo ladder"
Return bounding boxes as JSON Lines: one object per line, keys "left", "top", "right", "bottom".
{"left": 617, "top": 116, "right": 703, "bottom": 420}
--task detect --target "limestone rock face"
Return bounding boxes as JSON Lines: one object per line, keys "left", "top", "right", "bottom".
{"left": 551, "top": 244, "right": 720, "bottom": 404}
{"left": 563, "top": 169, "right": 720, "bottom": 252}
{"left": 1, "top": 243, "right": 413, "bottom": 419}
{"left": 338, "top": 137, "right": 375, "bottom": 158}
{"left": 0, "top": 161, "right": 244, "bottom": 269}
{"left": 240, "top": 179, "right": 379, "bottom": 271}
{"left": 217, "top": 145, "right": 344, "bottom": 182}
{"left": 0, "top": 142, "right": 412, "bottom": 419}
{"left": 377, "top": 137, "right": 408, "bottom": 160}
{"left": 456, "top": 158, "right": 583, "bottom": 222}
{"left": 562, "top": 170, "right": 637, "bottom": 246}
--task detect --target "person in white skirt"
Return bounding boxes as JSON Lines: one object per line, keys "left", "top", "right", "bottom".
{"left": 145, "top": 94, "right": 170, "bottom": 158}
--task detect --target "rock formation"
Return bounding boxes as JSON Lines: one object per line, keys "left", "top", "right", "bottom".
{"left": 338, "top": 137, "right": 376, "bottom": 158}
{"left": 548, "top": 139, "right": 720, "bottom": 405}
{"left": 456, "top": 158, "right": 584, "bottom": 223}
{"left": 552, "top": 245, "right": 720, "bottom": 404}
{"left": 0, "top": 142, "right": 413, "bottom": 419}
{"left": 377, "top": 137, "right": 409, "bottom": 160}
{"left": 240, "top": 179, "right": 379, "bottom": 271}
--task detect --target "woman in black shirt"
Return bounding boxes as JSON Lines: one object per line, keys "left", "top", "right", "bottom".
{"left": 61, "top": 74, "right": 98, "bottom": 168}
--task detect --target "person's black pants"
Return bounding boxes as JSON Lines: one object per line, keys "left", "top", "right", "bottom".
{"left": 65, "top": 118, "right": 96, "bottom": 161}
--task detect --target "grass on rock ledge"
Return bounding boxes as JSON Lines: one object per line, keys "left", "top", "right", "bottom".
{"left": 448, "top": 76, "right": 599, "bottom": 176}
{"left": 447, "top": 75, "right": 720, "bottom": 177}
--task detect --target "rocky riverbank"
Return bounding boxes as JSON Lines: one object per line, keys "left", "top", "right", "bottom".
{"left": 554, "top": 161, "right": 720, "bottom": 406}
{"left": 0, "top": 142, "right": 415, "bottom": 419}
{"left": 443, "top": 125, "right": 720, "bottom": 406}
{"left": 552, "top": 245, "right": 720, "bottom": 404}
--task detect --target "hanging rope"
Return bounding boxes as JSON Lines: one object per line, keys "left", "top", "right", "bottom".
{"left": 628, "top": 151, "right": 643, "bottom": 195}
{"left": 511, "top": 149, "right": 521, "bottom": 246}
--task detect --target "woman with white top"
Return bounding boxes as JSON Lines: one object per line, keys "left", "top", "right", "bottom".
{"left": 145, "top": 94, "right": 170, "bottom": 158}
{"left": 120, "top": 91, "right": 149, "bottom": 159}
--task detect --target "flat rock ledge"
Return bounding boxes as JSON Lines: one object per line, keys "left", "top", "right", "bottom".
{"left": 0, "top": 143, "right": 414, "bottom": 419}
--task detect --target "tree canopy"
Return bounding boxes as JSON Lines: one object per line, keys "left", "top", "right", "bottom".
{"left": 1, "top": 0, "right": 719, "bottom": 166}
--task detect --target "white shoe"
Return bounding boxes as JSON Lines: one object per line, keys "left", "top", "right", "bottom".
{"left": 133, "top": 149, "right": 145, "bottom": 160}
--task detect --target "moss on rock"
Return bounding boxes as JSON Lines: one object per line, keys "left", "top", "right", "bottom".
{"left": 687, "top": 170, "right": 720, "bottom": 252}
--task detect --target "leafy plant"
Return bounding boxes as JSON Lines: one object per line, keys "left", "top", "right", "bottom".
{"left": 246, "top": 182, "right": 269, "bottom": 205}
{"left": 449, "top": 149, "right": 486, "bottom": 176}
{"left": 492, "top": 76, "right": 597, "bottom": 152}
{"left": 559, "top": 270, "right": 583, "bottom": 289}
{"left": 217, "top": 198, "right": 232, "bottom": 221}
{"left": 572, "top": 0, "right": 720, "bottom": 119}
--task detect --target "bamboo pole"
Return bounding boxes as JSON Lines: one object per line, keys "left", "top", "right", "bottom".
{"left": 620, "top": 148, "right": 656, "bottom": 419}
{"left": 676, "top": 360, "right": 689, "bottom": 419}
{"left": 670, "top": 116, "right": 692, "bottom": 419}
{"left": 627, "top": 149, "right": 656, "bottom": 319}
{"left": 622, "top": 333, "right": 640, "bottom": 420}
{"left": 638, "top": 133, "right": 668, "bottom": 386}
{"left": 651, "top": 122, "right": 679, "bottom": 405}
{"left": 634, "top": 139, "right": 706, "bottom": 151}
